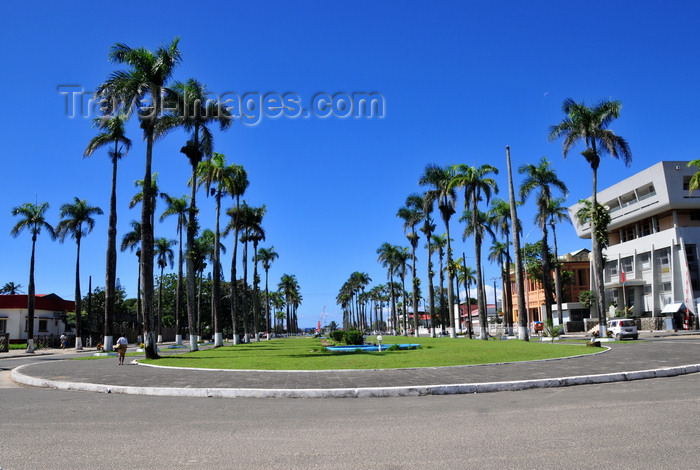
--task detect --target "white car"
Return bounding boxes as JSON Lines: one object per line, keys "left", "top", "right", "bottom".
{"left": 607, "top": 319, "right": 638, "bottom": 340}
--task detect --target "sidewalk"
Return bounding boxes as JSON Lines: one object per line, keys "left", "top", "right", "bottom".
{"left": 9, "top": 333, "right": 700, "bottom": 398}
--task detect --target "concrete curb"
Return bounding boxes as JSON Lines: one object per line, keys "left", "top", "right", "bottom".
{"left": 11, "top": 363, "right": 700, "bottom": 399}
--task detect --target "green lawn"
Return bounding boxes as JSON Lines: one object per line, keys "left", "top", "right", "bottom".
{"left": 138, "top": 335, "right": 601, "bottom": 370}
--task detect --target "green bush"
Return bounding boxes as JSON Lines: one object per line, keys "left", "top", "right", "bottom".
{"left": 343, "top": 330, "right": 364, "bottom": 346}
{"left": 328, "top": 331, "right": 345, "bottom": 343}
{"left": 387, "top": 344, "right": 401, "bottom": 351}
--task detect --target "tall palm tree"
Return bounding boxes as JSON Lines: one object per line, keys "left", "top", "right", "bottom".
{"left": 0, "top": 282, "right": 23, "bottom": 295}
{"left": 488, "top": 240, "right": 510, "bottom": 334}
{"left": 430, "top": 233, "right": 447, "bottom": 333}
{"left": 457, "top": 260, "right": 476, "bottom": 338}
{"left": 257, "top": 246, "right": 279, "bottom": 338}
{"left": 546, "top": 197, "right": 571, "bottom": 327}
{"left": 519, "top": 156, "right": 568, "bottom": 324}
{"left": 196, "top": 153, "right": 244, "bottom": 346}
{"left": 549, "top": 98, "right": 631, "bottom": 336}
{"left": 420, "top": 164, "right": 458, "bottom": 337}
{"left": 451, "top": 164, "right": 499, "bottom": 340}
{"left": 120, "top": 220, "right": 142, "bottom": 327}
{"left": 56, "top": 198, "right": 103, "bottom": 350}
{"left": 157, "top": 78, "right": 232, "bottom": 351}
{"left": 236, "top": 204, "right": 266, "bottom": 339}
{"left": 98, "top": 37, "right": 182, "bottom": 359}
{"left": 420, "top": 204, "right": 437, "bottom": 337}
{"left": 398, "top": 193, "right": 424, "bottom": 337}
{"left": 84, "top": 113, "right": 131, "bottom": 351}
{"left": 154, "top": 237, "right": 176, "bottom": 342}
{"left": 394, "top": 246, "right": 411, "bottom": 335}
{"left": 10, "top": 202, "right": 55, "bottom": 353}
{"left": 377, "top": 243, "right": 401, "bottom": 334}
{"left": 223, "top": 167, "right": 249, "bottom": 344}
{"left": 278, "top": 274, "right": 299, "bottom": 335}
{"left": 160, "top": 194, "right": 188, "bottom": 344}
{"left": 193, "top": 229, "right": 216, "bottom": 337}
{"left": 490, "top": 198, "right": 518, "bottom": 335}
{"left": 461, "top": 208, "right": 496, "bottom": 338}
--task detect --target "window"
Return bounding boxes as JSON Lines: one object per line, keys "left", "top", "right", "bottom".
{"left": 0, "top": 319, "right": 6, "bottom": 334}
{"left": 638, "top": 184, "right": 656, "bottom": 200}
{"left": 640, "top": 219, "right": 652, "bottom": 236}
{"left": 639, "top": 253, "right": 651, "bottom": 270}
{"left": 38, "top": 319, "right": 48, "bottom": 332}
{"left": 621, "top": 257, "right": 633, "bottom": 275}
{"left": 644, "top": 284, "right": 652, "bottom": 295}
{"left": 662, "top": 282, "right": 672, "bottom": 292}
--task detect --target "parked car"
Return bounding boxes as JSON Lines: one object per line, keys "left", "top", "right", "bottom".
{"left": 607, "top": 319, "right": 638, "bottom": 340}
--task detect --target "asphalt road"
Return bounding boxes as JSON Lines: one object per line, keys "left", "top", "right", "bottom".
{"left": 1, "top": 368, "right": 699, "bottom": 469}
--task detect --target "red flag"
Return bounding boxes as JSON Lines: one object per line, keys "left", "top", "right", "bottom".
{"left": 620, "top": 270, "right": 626, "bottom": 284}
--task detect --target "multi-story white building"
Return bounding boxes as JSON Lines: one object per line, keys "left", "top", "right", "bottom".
{"left": 568, "top": 161, "right": 700, "bottom": 325}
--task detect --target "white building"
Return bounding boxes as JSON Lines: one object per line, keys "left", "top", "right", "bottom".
{"left": 568, "top": 161, "right": 700, "bottom": 325}
{"left": 0, "top": 294, "right": 74, "bottom": 341}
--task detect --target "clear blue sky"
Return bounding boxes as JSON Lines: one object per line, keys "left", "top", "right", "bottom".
{"left": 1, "top": 1, "right": 699, "bottom": 328}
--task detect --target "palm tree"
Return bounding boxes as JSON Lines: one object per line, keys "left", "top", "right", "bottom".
{"left": 157, "top": 78, "right": 232, "bottom": 351}
{"left": 549, "top": 98, "right": 631, "bottom": 336}
{"left": 84, "top": 113, "right": 131, "bottom": 352}
{"left": 461, "top": 208, "right": 496, "bottom": 338}
{"left": 420, "top": 164, "right": 458, "bottom": 337}
{"left": 193, "top": 229, "right": 216, "bottom": 337}
{"left": 420, "top": 204, "right": 437, "bottom": 337}
{"left": 377, "top": 243, "right": 401, "bottom": 334}
{"left": 98, "top": 37, "right": 182, "bottom": 359}
{"left": 196, "top": 153, "right": 244, "bottom": 346}
{"left": 394, "top": 247, "right": 411, "bottom": 335}
{"left": 278, "top": 274, "right": 299, "bottom": 335}
{"left": 490, "top": 198, "right": 518, "bottom": 335}
{"left": 257, "top": 246, "right": 279, "bottom": 338}
{"left": 223, "top": 167, "right": 249, "bottom": 344}
{"left": 120, "top": 221, "right": 142, "bottom": 328}
{"left": 457, "top": 260, "right": 476, "bottom": 338}
{"left": 160, "top": 194, "right": 188, "bottom": 345}
{"left": 10, "top": 202, "right": 55, "bottom": 353}
{"left": 688, "top": 160, "right": 700, "bottom": 194}
{"left": 129, "top": 174, "right": 160, "bottom": 227}
{"left": 154, "top": 237, "right": 176, "bottom": 342}
{"left": 397, "top": 193, "right": 424, "bottom": 337}
{"left": 0, "top": 282, "right": 23, "bottom": 295}
{"left": 546, "top": 197, "right": 571, "bottom": 327}
{"left": 488, "top": 240, "right": 510, "bottom": 335}
{"left": 451, "top": 164, "right": 499, "bottom": 340}
{"left": 519, "top": 156, "right": 568, "bottom": 324}
{"left": 430, "top": 234, "right": 447, "bottom": 333}
{"left": 237, "top": 204, "right": 266, "bottom": 339}
{"left": 56, "top": 198, "right": 103, "bottom": 349}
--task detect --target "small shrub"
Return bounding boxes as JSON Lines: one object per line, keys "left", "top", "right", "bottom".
{"left": 329, "top": 331, "right": 344, "bottom": 343}
{"left": 343, "top": 330, "right": 364, "bottom": 346}
{"left": 387, "top": 344, "right": 401, "bottom": 351}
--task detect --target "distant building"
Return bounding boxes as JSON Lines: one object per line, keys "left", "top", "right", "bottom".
{"left": 568, "top": 161, "right": 700, "bottom": 326}
{"left": 0, "top": 294, "right": 75, "bottom": 341}
{"left": 509, "top": 249, "right": 592, "bottom": 327}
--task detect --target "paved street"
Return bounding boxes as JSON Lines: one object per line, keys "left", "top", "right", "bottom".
{"left": 1, "top": 334, "right": 700, "bottom": 469}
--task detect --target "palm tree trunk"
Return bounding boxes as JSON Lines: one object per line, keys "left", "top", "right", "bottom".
{"left": 230, "top": 197, "right": 241, "bottom": 345}
{"left": 141, "top": 128, "right": 157, "bottom": 359}
{"left": 252, "top": 241, "right": 260, "bottom": 340}
{"left": 591, "top": 160, "right": 608, "bottom": 336}
{"left": 242, "top": 239, "right": 249, "bottom": 341}
{"left": 175, "top": 224, "right": 183, "bottom": 345}
{"left": 504, "top": 233, "right": 514, "bottom": 335}
{"left": 506, "top": 146, "right": 529, "bottom": 341}
{"left": 212, "top": 193, "right": 223, "bottom": 346}
{"left": 26, "top": 236, "right": 36, "bottom": 353}
{"left": 411, "top": 247, "right": 419, "bottom": 337}
{"left": 552, "top": 222, "right": 564, "bottom": 328}
{"left": 445, "top": 222, "right": 456, "bottom": 338}
{"left": 427, "top": 236, "right": 436, "bottom": 338}
{"left": 74, "top": 236, "right": 83, "bottom": 349}
{"left": 401, "top": 274, "right": 408, "bottom": 336}
{"left": 186, "top": 162, "right": 199, "bottom": 352}
{"left": 104, "top": 149, "right": 118, "bottom": 351}
{"left": 158, "top": 267, "right": 164, "bottom": 342}
{"left": 541, "top": 225, "right": 554, "bottom": 323}
{"left": 264, "top": 269, "right": 270, "bottom": 340}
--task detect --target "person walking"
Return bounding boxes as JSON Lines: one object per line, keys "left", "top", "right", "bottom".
{"left": 60, "top": 333, "right": 67, "bottom": 350}
{"left": 116, "top": 334, "right": 128, "bottom": 365}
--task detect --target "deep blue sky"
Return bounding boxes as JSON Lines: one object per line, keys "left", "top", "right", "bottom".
{"left": 1, "top": 1, "right": 699, "bottom": 327}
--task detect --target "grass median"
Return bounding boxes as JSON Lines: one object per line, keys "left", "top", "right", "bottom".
{"left": 137, "top": 335, "right": 600, "bottom": 370}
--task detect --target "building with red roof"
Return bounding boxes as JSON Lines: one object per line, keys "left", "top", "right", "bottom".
{"left": 0, "top": 294, "right": 75, "bottom": 341}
